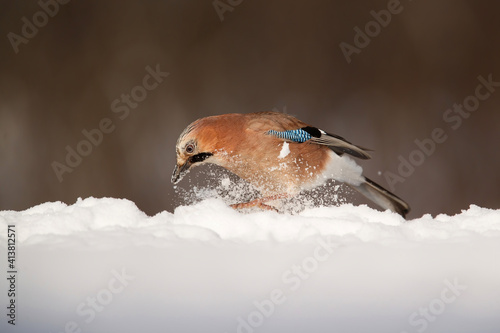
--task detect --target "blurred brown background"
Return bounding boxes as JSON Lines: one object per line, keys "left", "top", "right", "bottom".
{"left": 0, "top": 0, "right": 498, "bottom": 218}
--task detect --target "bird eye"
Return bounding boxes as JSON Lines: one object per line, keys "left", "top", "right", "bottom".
{"left": 185, "top": 144, "right": 195, "bottom": 154}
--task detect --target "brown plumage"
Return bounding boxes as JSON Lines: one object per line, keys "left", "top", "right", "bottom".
{"left": 172, "top": 111, "right": 410, "bottom": 217}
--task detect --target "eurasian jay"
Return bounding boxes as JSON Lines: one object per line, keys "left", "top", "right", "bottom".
{"left": 172, "top": 111, "right": 410, "bottom": 217}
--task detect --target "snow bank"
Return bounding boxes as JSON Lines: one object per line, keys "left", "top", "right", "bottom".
{"left": 0, "top": 198, "right": 499, "bottom": 333}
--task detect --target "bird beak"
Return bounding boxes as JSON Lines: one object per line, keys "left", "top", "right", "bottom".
{"left": 171, "top": 161, "right": 191, "bottom": 184}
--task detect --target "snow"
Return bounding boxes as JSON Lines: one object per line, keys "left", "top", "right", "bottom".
{"left": 278, "top": 142, "right": 290, "bottom": 159}
{"left": 1, "top": 197, "right": 499, "bottom": 333}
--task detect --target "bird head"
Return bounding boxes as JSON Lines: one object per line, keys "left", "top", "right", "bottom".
{"left": 171, "top": 120, "right": 216, "bottom": 184}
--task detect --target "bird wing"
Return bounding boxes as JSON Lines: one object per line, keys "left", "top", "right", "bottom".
{"left": 306, "top": 127, "right": 371, "bottom": 159}
{"left": 247, "top": 112, "right": 372, "bottom": 160}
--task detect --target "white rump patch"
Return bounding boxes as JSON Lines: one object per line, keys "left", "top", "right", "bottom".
{"left": 303, "top": 150, "right": 364, "bottom": 190}
{"left": 324, "top": 150, "right": 364, "bottom": 185}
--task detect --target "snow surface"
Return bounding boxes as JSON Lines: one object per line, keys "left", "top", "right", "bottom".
{"left": 1, "top": 197, "right": 499, "bottom": 333}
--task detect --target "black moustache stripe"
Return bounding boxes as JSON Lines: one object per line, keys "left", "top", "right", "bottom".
{"left": 189, "top": 152, "right": 213, "bottom": 164}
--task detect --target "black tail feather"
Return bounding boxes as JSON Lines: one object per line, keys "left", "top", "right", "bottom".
{"left": 349, "top": 177, "right": 410, "bottom": 218}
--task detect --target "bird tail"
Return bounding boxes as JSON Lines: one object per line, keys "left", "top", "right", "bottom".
{"left": 349, "top": 177, "right": 410, "bottom": 218}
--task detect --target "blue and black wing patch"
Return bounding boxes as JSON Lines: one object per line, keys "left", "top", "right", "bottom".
{"left": 267, "top": 126, "right": 371, "bottom": 159}
{"left": 266, "top": 128, "right": 313, "bottom": 143}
